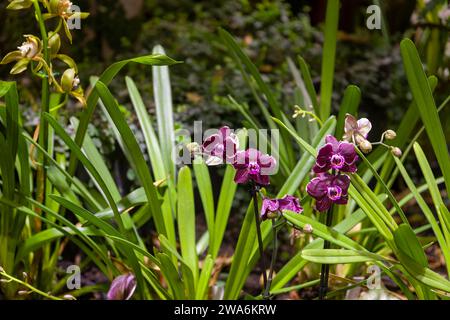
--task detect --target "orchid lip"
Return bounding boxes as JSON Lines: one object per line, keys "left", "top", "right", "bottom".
{"left": 330, "top": 154, "right": 345, "bottom": 169}
{"left": 248, "top": 161, "right": 260, "bottom": 175}
{"left": 327, "top": 186, "right": 342, "bottom": 201}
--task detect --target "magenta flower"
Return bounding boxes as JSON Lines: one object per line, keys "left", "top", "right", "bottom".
{"left": 233, "top": 148, "right": 276, "bottom": 186}
{"left": 306, "top": 173, "right": 350, "bottom": 212}
{"left": 313, "top": 135, "right": 358, "bottom": 174}
{"left": 278, "top": 195, "right": 303, "bottom": 213}
{"left": 261, "top": 198, "right": 280, "bottom": 220}
{"left": 261, "top": 195, "right": 303, "bottom": 220}
{"left": 107, "top": 274, "right": 136, "bottom": 300}
{"left": 202, "top": 126, "right": 239, "bottom": 165}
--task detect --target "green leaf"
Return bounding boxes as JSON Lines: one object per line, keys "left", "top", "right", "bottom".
{"left": 95, "top": 81, "right": 167, "bottom": 237}
{"left": 335, "top": 85, "right": 361, "bottom": 139}
{"left": 70, "top": 117, "right": 121, "bottom": 203}
{"left": 319, "top": 0, "right": 340, "bottom": 120}
{"left": 277, "top": 117, "right": 336, "bottom": 196}
{"left": 126, "top": 76, "right": 165, "bottom": 181}
{"left": 271, "top": 116, "right": 317, "bottom": 156}
{"left": 157, "top": 253, "right": 185, "bottom": 299}
{"left": 193, "top": 159, "right": 215, "bottom": 252}
{"left": 284, "top": 211, "right": 364, "bottom": 252}
{"left": 394, "top": 155, "right": 450, "bottom": 276}
{"left": 400, "top": 39, "right": 450, "bottom": 195}
{"left": 297, "top": 56, "right": 319, "bottom": 115}
{"left": 196, "top": 255, "right": 214, "bottom": 300}
{"left": 177, "top": 166, "right": 199, "bottom": 284}
{"left": 271, "top": 200, "right": 387, "bottom": 291}
{"left": 224, "top": 200, "right": 257, "bottom": 299}
{"left": 414, "top": 142, "right": 449, "bottom": 246}
{"left": 301, "top": 249, "right": 379, "bottom": 264}
{"left": 395, "top": 248, "right": 450, "bottom": 293}
{"left": 152, "top": 45, "right": 177, "bottom": 184}
{"left": 210, "top": 165, "right": 238, "bottom": 259}
{"left": 158, "top": 234, "right": 196, "bottom": 298}
{"left": 356, "top": 148, "right": 408, "bottom": 225}
{"left": 394, "top": 224, "right": 428, "bottom": 267}
{"left": 67, "top": 54, "right": 179, "bottom": 177}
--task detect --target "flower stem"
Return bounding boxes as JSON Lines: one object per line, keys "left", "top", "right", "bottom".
{"left": 33, "top": 0, "right": 50, "bottom": 228}
{"left": 251, "top": 184, "right": 268, "bottom": 297}
{"left": 319, "top": 206, "right": 334, "bottom": 300}
{"left": 0, "top": 269, "right": 62, "bottom": 300}
{"left": 263, "top": 219, "right": 278, "bottom": 299}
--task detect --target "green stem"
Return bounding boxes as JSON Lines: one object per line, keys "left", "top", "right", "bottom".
{"left": 0, "top": 269, "right": 63, "bottom": 300}
{"left": 33, "top": 0, "right": 51, "bottom": 290}
{"left": 33, "top": 2, "right": 50, "bottom": 219}
{"left": 34, "top": 0, "right": 50, "bottom": 157}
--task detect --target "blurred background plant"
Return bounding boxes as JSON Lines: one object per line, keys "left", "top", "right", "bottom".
{"left": 2, "top": 0, "right": 448, "bottom": 192}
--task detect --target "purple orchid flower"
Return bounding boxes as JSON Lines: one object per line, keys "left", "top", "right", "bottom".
{"left": 261, "top": 195, "right": 303, "bottom": 220}
{"left": 278, "top": 195, "right": 303, "bottom": 213}
{"left": 202, "top": 126, "right": 239, "bottom": 165}
{"left": 313, "top": 135, "right": 358, "bottom": 174}
{"left": 233, "top": 148, "right": 276, "bottom": 186}
{"left": 306, "top": 173, "right": 351, "bottom": 212}
{"left": 107, "top": 273, "right": 136, "bottom": 300}
{"left": 261, "top": 198, "right": 280, "bottom": 220}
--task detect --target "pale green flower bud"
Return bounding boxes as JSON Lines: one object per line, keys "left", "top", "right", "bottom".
{"left": 359, "top": 140, "right": 372, "bottom": 154}
{"left": 61, "top": 68, "right": 78, "bottom": 92}
{"left": 391, "top": 147, "right": 402, "bottom": 158}
{"left": 384, "top": 130, "right": 397, "bottom": 140}
{"left": 48, "top": 32, "right": 61, "bottom": 57}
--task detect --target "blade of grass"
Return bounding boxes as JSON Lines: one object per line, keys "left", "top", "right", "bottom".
{"left": 319, "top": 0, "right": 340, "bottom": 120}
{"left": 400, "top": 39, "right": 450, "bottom": 195}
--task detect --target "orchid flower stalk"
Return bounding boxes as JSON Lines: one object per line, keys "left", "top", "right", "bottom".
{"left": 307, "top": 134, "right": 357, "bottom": 299}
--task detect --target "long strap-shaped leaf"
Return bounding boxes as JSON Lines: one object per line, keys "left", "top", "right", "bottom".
{"left": 95, "top": 81, "right": 168, "bottom": 237}
{"left": 152, "top": 45, "right": 176, "bottom": 184}
{"left": 400, "top": 39, "right": 450, "bottom": 195}
{"left": 43, "top": 112, "right": 147, "bottom": 297}
{"left": 67, "top": 54, "right": 179, "bottom": 177}
{"left": 319, "top": 0, "right": 340, "bottom": 121}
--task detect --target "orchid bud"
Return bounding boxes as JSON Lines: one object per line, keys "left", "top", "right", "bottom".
{"left": 61, "top": 68, "right": 78, "bottom": 92}
{"left": 359, "top": 140, "right": 372, "bottom": 154}
{"left": 63, "top": 294, "right": 76, "bottom": 300}
{"left": 57, "top": 0, "right": 73, "bottom": 15}
{"left": 303, "top": 224, "right": 313, "bottom": 234}
{"left": 266, "top": 210, "right": 279, "bottom": 220}
{"left": 0, "top": 266, "right": 4, "bottom": 273}
{"left": 186, "top": 142, "right": 201, "bottom": 156}
{"left": 384, "top": 130, "right": 397, "bottom": 140}
{"left": 354, "top": 134, "right": 365, "bottom": 145}
{"left": 7, "top": 0, "right": 33, "bottom": 10}
{"left": 48, "top": 32, "right": 61, "bottom": 57}
{"left": 107, "top": 274, "right": 136, "bottom": 300}
{"left": 391, "top": 147, "right": 402, "bottom": 158}
{"left": 17, "top": 35, "right": 42, "bottom": 59}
